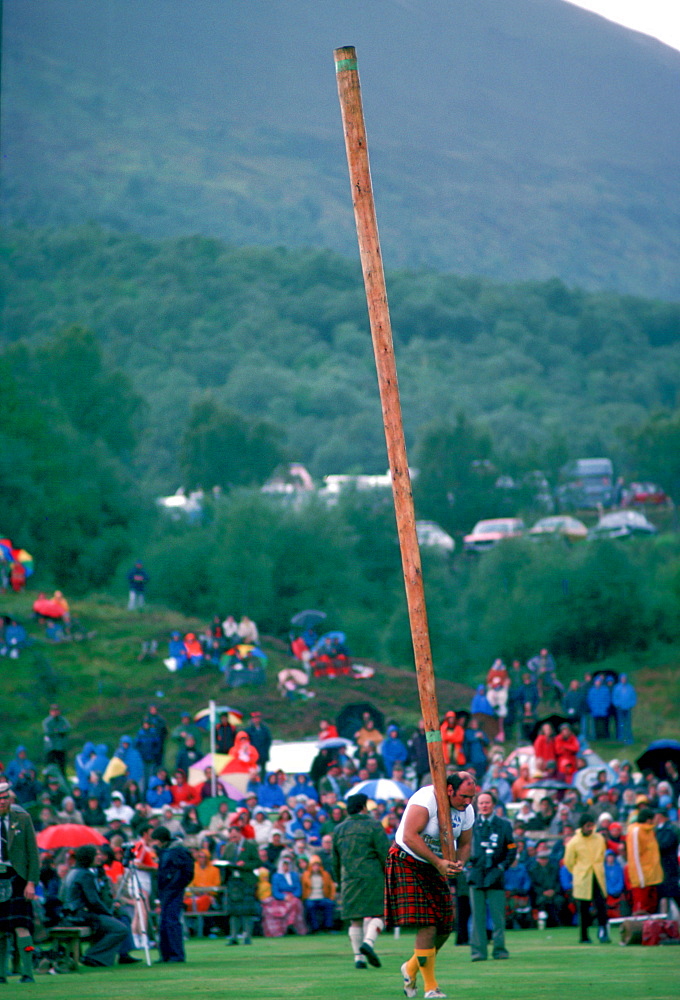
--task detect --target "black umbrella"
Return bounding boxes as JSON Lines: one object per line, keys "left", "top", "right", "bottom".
{"left": 591, "top": 669, "right": 619, "bottom": 684}
{"left": 530, "top": 714, "right": 571, "bottom": 742}
{"left": 336, "top": 702, "right": 385, "bottom": 741}
{"left": 636, "top": 740, "right": 680, "bottom": 779}
{"left": 290, "top": 609, "right": 327, "bottom": 631}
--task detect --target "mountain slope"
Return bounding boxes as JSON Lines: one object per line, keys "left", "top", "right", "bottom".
{"left": 2, "top": 0, "right": 680, "bottom": 297}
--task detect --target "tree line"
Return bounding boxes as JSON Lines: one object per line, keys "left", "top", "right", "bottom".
{"left": 2, "top": 227, "right": 680, "bottom": 679}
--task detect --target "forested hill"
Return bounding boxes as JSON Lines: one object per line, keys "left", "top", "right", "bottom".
{"left": 3, "top": 0, "right": 680, "bottom": 298}
{"left": 2, "top": 227, "right": 679, "bottom": 491}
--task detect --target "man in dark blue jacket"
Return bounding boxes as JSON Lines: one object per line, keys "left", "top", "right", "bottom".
{"left": 466, "top": 791, "right": 516, "bottom": 962}
{"left": 150, "top": 826, "right": 194, "bottom": 963}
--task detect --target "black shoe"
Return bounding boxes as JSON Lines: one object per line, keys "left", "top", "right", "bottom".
{"left": 19, "top": 976, "right": 35, "bottom": 984}
{"left": 82, "top": 957, "right": 106, "bottom": 967}
{"left": 119, "top": 955, "right": 143, "bottom": 964}
{"left": 359, "top": 942, "right": 381, "bottom": 968}
{"left": 0, "top": 977, "right": 6, "bottom": 984}
{"left": 355, "top": 958, "right": 367, "bottom": 969}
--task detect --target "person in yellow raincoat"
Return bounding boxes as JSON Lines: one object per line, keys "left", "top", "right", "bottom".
{"left": 564, "top": 812, "right": 609, "bottom": 943}
{"left": 625, "top": 806, "right": 663, "bottom": 914}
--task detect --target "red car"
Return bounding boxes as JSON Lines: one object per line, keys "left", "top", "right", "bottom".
{"left": 623, "top": 482, "right": 670, "bottom": 506}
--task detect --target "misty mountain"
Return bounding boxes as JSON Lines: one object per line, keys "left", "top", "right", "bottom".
{"left": 3, "top": 0, "right": 680, "bottom": 298}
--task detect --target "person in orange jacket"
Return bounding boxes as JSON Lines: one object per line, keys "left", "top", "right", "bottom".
{"left": 625, "top": 806, "right": 663, "bottom": 914}
{"left": 440, "top": 711, "right": 466, "bottom": 766}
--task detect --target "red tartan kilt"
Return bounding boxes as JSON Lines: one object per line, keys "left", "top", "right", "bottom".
{"left": 384, "top": 846, "right": 454, "bottom": 933}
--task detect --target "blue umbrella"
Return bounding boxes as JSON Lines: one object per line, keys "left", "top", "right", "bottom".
{"left": 348, "top": 778, "right": 414, "bottom": 802}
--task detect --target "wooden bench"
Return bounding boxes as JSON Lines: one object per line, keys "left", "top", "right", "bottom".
{"left": 45, "top": 926, "right": 92, "bottom": 972}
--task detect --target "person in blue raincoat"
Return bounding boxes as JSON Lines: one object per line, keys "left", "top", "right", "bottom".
{"left": 470, "top": 685, "right": 494, "bottom": 717}
{"left": 290, "top": 773, "right": 319, "bottom": 803}
{"left": 6, "top": 746, "right": 35, "bottom": 786}
{"left": 611, "top": 674, "right": 637, "bottom": 744}
{"left": 114, "top": 736, "right": 144, "bottom": 786}
{"left": 380, "top": 725, "right": 409, "bottom": 779}
{"left": 75, "top": 741, "right": 98, "bottom": 792}
{"left": 586, "top": 676, "right": 612, "bottom": 741}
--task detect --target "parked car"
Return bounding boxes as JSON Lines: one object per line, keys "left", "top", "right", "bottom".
{"left": 463, "top": 517, "right": 524, "bottom": 553}
{"left": 556, "top": 457, "right": 615, "bottom": 510}
{"left": 528, "top": 515, "right": 588, "bottom": 542}
{"left": 622, "top": 482, "right": 670, "bottom": 506}
{"left": 416, "top": 520, "right": 455, "bottom": 553}
{"left": 588, "top": 510, "right": 657, "bottom": 540}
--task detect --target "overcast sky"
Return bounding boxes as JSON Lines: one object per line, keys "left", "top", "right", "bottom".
{"left": 564, "top": 0, "right": 680, "bottom": 51}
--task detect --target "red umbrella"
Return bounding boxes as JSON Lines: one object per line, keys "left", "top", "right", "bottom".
{"left": 36, "top": 823, "right": 108, "bottom": 850}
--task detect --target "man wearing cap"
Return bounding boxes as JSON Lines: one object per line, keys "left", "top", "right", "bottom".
{"left": 0, "top": 781, "right": 40, "bottom": 982}
{"left": 221, "top": 825, "right": 260, "bottom": 945}
{"left": 332, "top": 792, "right": 389, "bottom": 970}
{"left": 385, "top": 772, "right": 476, "bottom": 1000}
{"left": 150, "top": 825, "right": 195, "bottom": 962}
{"left": 41, "top": 704, "right": 71, "bottom": 775}
{"left": 467, "top": 790, "right": 516, "bottom": 961}
{"left": 246, "top": 712, "right": 272, "bottom": 778}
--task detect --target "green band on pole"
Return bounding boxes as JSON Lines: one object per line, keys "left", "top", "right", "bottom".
{"left": 335, "top": 58, "right": 357, "bottom": 72}
{"left": 425, "top": 730, "right": 442, "bottom": 743}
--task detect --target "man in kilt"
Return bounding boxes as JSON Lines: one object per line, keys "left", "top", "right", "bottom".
{"left": 0, "top": 781, "right": 40, "bottom": 983}
{"left": 385, "top": 772, "right": 476, "bottom": 1000}
{"left": 331, "top": 792, "right": 390, "bottom": 969}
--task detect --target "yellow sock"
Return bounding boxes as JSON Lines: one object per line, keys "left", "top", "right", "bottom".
{"left": 405, "top": 953, "right": 420, "bottom": 980}
{"left": 415, "top": 948, "right": 437, "bottom": 991}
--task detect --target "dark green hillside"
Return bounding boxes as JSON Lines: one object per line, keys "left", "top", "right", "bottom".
{"left": 3, "top": 0, "right": 680, "bottom": 297}
{"left": 2, "top": 228, "right": 679, "bottom": 489}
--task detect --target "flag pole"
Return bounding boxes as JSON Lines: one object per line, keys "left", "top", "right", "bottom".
{"left": 334, "top": 45, "right": 454, "bottom": 860}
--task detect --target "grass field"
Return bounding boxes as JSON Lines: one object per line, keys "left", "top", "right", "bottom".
{"left": 19, "top": 928, "right": 679, "bottom": 999}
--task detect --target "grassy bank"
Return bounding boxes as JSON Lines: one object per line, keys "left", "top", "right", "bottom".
{"left": 1, "top": 589, "right": 677, "bottom": 769}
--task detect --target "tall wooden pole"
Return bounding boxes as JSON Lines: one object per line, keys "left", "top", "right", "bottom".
{"left": 334, "top": 46, "right": 454, "bottom": 860}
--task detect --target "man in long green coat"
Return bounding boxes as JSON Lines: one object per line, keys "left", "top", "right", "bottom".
{"left": 332, "top": 792, "right": 389, "bottom": 970}
{"left": 221, "top": 826, "right": 260, "bottom": 945}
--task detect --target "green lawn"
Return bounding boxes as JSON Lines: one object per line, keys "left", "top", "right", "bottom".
{"left": 20, "top": 927, "right": 679, "bottom": 998}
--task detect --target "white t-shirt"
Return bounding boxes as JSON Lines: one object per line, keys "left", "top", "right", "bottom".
{"left": 395, "top": 785, "right": 475, "bottom": 860}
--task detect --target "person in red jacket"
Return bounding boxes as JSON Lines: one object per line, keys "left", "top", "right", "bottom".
{"left": 170, "top": 769, "right": 201, "bottom": 808}
{"left": 554, "top": 723, "right": 579, "bottom": 783}
{"left": 533, "top": 723, "right": 556, "bottom": 773}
